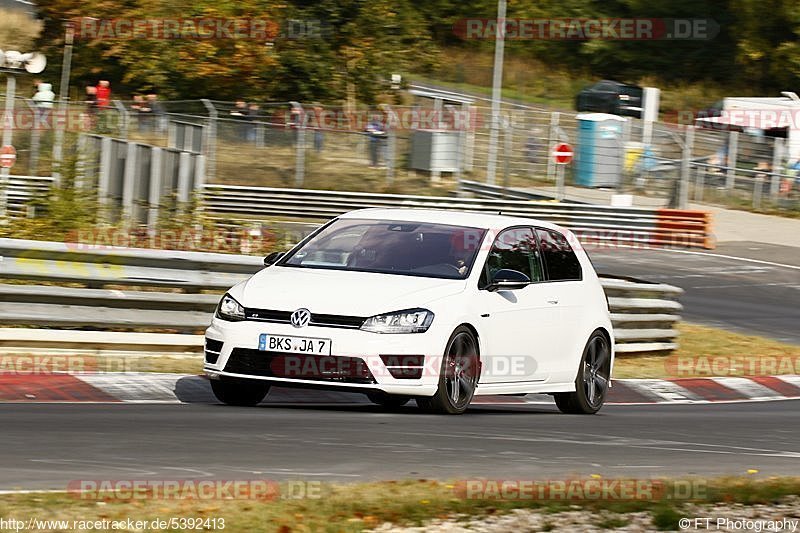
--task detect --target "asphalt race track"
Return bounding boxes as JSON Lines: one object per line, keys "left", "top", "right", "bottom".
{"left": 589, "top": 241, "right": 800, "bottom": 344}
{"left": 2, "top": 400, "right": 799, "bottom": 490}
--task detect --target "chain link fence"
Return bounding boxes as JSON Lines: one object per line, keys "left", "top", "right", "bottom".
{"left": 2, "top": 92, "right": 798, "bottom": 213}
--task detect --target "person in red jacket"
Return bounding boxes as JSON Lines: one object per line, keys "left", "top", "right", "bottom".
{"left": 96, "top": 80, "right": 111, "bottom": 108}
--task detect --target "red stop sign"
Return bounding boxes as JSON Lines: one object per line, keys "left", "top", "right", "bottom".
{"left": 552, "top": 142, "right": 573, "bottom": 164}
{"left": 0, "top": 145, "right": 16, "bottom": 169}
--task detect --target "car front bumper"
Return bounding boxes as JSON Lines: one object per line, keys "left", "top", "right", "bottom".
{"left": 204, "top": 317, "right": 444, "bottom": 396}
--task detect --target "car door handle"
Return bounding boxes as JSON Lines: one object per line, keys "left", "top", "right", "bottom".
{"left": 547, "top": 298, "right": 559, "bottom": 305}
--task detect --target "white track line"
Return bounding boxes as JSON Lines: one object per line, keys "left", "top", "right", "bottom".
{"left": 610, "top": 245, "right": 800, "bottom": 270}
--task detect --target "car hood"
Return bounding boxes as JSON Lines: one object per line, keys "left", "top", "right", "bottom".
{"left": 238, "top": 266, "right": 467, "bottom": 316}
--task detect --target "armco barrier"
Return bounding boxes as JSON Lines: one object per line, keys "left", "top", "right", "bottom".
{"left": 5, "top": 177, "right": 714, "bottom": 249}
{"left": 6, "top": 175, "right": 55, "bottom": 216}
{"left": 201, "top": 184, "right": 714, "bottom": 249}
{"left": 0, "top": 238, "right": 683, "bottom": 354}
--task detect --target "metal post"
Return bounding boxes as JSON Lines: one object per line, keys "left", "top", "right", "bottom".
{"left": 753, "top": 176, "right": 763, "bottom": 209}
{"left": 147, "top": 147, "right": 162, "bottom": 231}
{"left": 113, "top": 100, "right": 129, "bottom": 138}
{"left": 455, "top": 109, "right": 466, "bottom": 195}
{"left": 58, "top": 23, "right": 75, "bottom": 108}
{"left": 464, "top": 103, "right": 475, "bottom": 171}
{"left": 52, "top": 23, "right": 75, "bottom": 184}
{"left": 255, "top": 122, "right": 264, "bottom": 149}
{"left": 177, "top": 151, "right": 191, "bottom": 204}
{"left": 291, "top": 102, "right": 305, "bottom": 187}
{"left": 546, "top": 112, "right": 559, "bottom": 182}
{"left": 485, "top": 0, "right": 507, "bottom": 185}
{"left": 75, "top": 133, "right": 87, "bottom": 189}
{"left": 27, "top": 99, "right": 41, "bottom": 175}
{"left": 502, "top": 116, "right": 511, "bottom": 193}
{"left": 121, "top": 142, "right": 138, "bottom": 223}
{"left": 770, "top": 137, "right": 784, "bottom": 200}
{"left": 679, "top": 126, "right": 694, "bottom": 209}
{"left": 0, "top": 74, "right": 16, "bottom": 219}
{"left": 694, "top": 164, "right": 704, "bottom": 202}
{"left": 97, "top": 136, "right": 112, "bottom": 219}
{"left": 201, "top": 99, "right": 217, "bottom": 183}
{"left": 555, "top": 163, "right": 565, "bottom": 201}
{"left": 725, "top": 130, "right": 738, "bottom": 190}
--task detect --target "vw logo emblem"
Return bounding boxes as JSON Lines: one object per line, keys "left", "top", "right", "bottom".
{"left": 290, "top": 308, "right": 311, "bottom": 328}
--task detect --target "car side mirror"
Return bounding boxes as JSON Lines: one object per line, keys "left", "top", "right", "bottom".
{"left": 486, "top": 269, "right": 531, "bottom": 292}
{"left": 263, "top": 251, "right": 285, "bottom": 266}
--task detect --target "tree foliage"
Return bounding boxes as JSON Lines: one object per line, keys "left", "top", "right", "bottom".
{"left": 30, "top": 0, "right": 800, "bottom": 102}
{"left": 0, "top": 9, "right": 44, "bottom": 50}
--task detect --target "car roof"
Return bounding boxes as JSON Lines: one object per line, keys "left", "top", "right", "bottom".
{"left": 339, "top": 208, "right": 567, "bottom": 233}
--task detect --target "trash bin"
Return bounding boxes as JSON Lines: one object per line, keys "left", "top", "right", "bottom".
{"left": 575, "top": 113, "right": 626, "bottom": 187}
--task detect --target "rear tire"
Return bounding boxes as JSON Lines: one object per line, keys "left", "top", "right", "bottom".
{"left": 417, "top": 326, "right": 480, "bottom": 415}
{"left": 554, "top": 331, "right": 611, "bottom": 414}
{"left": 366, "top": 392, "right": 410, "bottom": 409}
{"left": 210, "top": 377, "right": 270, "bottom": 406}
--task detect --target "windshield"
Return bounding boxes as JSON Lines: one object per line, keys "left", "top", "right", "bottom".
{"left": 281, "top": 218, "right": 487, "bottom": 279}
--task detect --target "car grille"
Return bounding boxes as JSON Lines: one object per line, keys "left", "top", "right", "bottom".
{"left": 224, "top": 348, "right": 376, "bottom": 384}
{"left": 205, "top": 338, "right": 223, "bottom": 364}
{"left": 379, "top": 354, "right": 425, "bottom": 380}
{"left": 243, "top": 308, "right": 366, "bottom": 329}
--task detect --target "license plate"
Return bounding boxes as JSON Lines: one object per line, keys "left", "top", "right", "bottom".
{"left": 258, "top": 334, "right": 332, "bottom": 356}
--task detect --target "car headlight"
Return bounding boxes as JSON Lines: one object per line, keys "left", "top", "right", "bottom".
{"left": 216, "top": 293, "right": 245, "bottom": 321}
{"left": 360, "top": 309, "right": 434, "bottom": 334}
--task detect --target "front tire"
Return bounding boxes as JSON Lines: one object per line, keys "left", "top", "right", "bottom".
{"left": 554, "top": 331, "right": 611, "bottom": 414}
{"left": 210, "top": 377, "right": 270, "bottom": 406}
{"left": 417, "top": 326, "right": 480, "bottom": 414}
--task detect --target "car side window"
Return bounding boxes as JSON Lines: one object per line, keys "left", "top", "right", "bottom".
{"left": 479, "top": 227, "right": 543, "bottom": 288}
{"left": 535, "top": 228, "right": 582, "bottom": 281}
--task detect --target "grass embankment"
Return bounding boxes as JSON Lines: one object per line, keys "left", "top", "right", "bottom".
{"left": 415, "top": 47, "right": 733, "bottom": 116}
{"left": 0, "top": 477, "right": 798, "bottom": 532}
{"left": 613, "top": 323, "right": 800, "bottom": 379}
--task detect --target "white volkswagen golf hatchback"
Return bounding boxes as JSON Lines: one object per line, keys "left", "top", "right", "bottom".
{"left": 205, "top": 208, "right": 614, "bottom": 414}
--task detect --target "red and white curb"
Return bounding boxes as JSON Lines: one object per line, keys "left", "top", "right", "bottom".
{"left": 1, "top": 373, "right": 800, "bottom": 405}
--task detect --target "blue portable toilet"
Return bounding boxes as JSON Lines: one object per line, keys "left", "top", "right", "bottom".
{"left": 575, "top": 113, "right": 627, "bottom": 187}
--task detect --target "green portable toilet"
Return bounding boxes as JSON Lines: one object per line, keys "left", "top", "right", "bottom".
{"left": 575, "top": 113, "right": 627, "bottom": 187}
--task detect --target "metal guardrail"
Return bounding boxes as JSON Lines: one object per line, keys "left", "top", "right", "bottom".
{"left": 5, "top": 175, "right": 54, "bottom": 215}
{"left": 0, "top": 238, "right": 683, "bottom": 354}
{"left": 458, "top": 180, "right": 580, "bottom": 202}
{"left": 3, "top": 177, "right": 713, "bottom": 248}
{"left": 600, "top": 276, "right": 683, "bottom": 353}
{"left": 202, "top": 184, "right": 714, "bottom": 249}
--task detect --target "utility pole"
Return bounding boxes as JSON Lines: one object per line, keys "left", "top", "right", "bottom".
{"left": 52, "top": 22, "right": 75, "bottom": 184}
{"left": 485, "top": 0, "right": 506, "bottom": 185}
{"left": 0, "top": 74, "right": 16, "bottom": 219}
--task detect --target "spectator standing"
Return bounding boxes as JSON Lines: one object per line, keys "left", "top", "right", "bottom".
{"left": 84, "top": 85, "right": 98, "bottom": 130}
{"left": 93, "top": 81, "right": 113, "bottom": 133}
{"left": 96, "top": 80, "right": 111, "bottom": 108}
{"left": 146, "top": 94, "right": 165, "bottom": 133}
{"left": 247, "top": 103, "right": 260, "bottom": 143}
{"left": 131, "top": 95, "right": 147, "bottom": 132}
{"left": 31, "top": 82, "right": 55, "bottom": 124}
{"left": 230, "top": 100, "right": 248, "bottom": 140}
{"left": 365, "top": 114, "right": 386, "bottom": 167}
{"left": 312, "top": 104, "right": 324, "bottom": 152}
